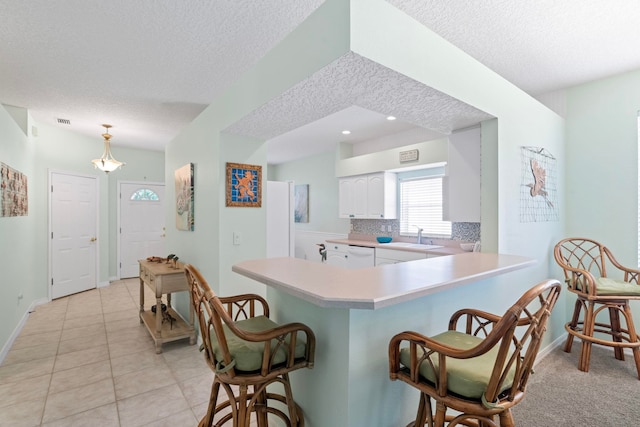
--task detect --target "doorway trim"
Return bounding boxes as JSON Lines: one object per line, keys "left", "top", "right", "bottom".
{"left": 117, "top": 180, "right": 165, "bottom": 280}
{"left": 48, "top": 169, "right": 100, "bottom": 301}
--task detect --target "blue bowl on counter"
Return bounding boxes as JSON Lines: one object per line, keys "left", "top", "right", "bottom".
{"left": 376, "top": 236, "right": 393, "bottom": 243}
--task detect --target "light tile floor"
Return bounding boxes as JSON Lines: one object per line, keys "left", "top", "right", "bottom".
{"left": 0, "top": 278, "right": 216, "bottom": 427}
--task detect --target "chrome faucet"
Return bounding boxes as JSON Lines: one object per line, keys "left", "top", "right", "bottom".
{"left": 414, "top": 225, "right": 424, "bottom": 245}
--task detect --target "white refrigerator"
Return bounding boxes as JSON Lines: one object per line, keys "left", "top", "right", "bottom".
{"left": 266, "top": 181, "right": 295, "bottom": 258}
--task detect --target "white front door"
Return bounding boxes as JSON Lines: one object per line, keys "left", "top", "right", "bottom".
{"left": 119, "top": 182, "right": 165, "bottom": 278}
{"left": 50, "top": 171, "right": 98, "bottom": 299}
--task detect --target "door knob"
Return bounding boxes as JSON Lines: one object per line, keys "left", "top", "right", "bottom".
{"left": 89, "top": 237, "right": 97, "bottom": 242}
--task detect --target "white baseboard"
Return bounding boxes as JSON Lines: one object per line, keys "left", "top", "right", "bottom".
{"left": 0, "top": 297, "right": 50, "bottom": 364}
{"left": 534, "top": 332, "right": 567, "bottom": 367}
{"left": 98, "top": 280, "right": 111, "bottom": 288}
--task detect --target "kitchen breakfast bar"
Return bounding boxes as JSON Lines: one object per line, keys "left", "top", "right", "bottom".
{"left": 232, "top": 253, "right": 535, "bottom": 426}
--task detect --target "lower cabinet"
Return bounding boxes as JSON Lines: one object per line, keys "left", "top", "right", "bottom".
{"left": 326, "top": 244, "right": 349, "bottom": 268}
{"left": 375, "top": 248, "right": 425, "bottom": 265}
{"left": 326, "top": 243, "right": 375, "bottom": 269}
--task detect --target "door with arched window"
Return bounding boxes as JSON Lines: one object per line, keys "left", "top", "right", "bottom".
{"left": 119, "top": 182, "right": 165, "bottom": 278}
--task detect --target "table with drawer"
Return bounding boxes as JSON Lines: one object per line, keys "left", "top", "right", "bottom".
{"left": 138, "top": 259, "right": 196, "bottom": 353}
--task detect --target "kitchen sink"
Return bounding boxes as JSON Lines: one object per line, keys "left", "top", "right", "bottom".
{"left": 382, "top": 242, "right": 443, "bottom": 250}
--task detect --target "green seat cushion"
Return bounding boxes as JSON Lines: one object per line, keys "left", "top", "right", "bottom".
{"left": 210, "top": 315, "right": 307, "bottom": 372}
{"left": 399, "top": 330, "right": 515, "bottom": 400}
{"left": 595, "top": 277, "right": 640, "bottom": 296}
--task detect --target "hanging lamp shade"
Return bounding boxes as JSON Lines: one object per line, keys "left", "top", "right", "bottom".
{"left": 91, "top": 124, "right": 125, "bottom": 173}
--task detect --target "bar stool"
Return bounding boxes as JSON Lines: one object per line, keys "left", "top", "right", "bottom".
{"left": 389, "top": 280, "right": 561, "bottom": 427}
{"left": 554, "top": 237, "right": 640, "bottom": 378}
{"left": 184, "top": 264, "right": 316, "bottom": 426}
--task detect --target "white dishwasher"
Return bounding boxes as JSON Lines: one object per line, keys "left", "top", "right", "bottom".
{"left": 345, "top": 245, "right": 375, "bottom": 269}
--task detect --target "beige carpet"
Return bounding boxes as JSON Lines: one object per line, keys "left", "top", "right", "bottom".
{"left": 512, "top": 344, "right": 639, "bottom": 426}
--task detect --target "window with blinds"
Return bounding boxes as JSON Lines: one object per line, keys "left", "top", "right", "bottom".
{"left": 399, "top": 175, "right": 452, "bottom": 238}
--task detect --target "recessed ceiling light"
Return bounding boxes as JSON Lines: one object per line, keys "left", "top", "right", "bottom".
{"left": 342, "top": 130, "right": 351, "bottom": 135}
{"left": 386, "top": 116, "right": 396, "bottom": 121}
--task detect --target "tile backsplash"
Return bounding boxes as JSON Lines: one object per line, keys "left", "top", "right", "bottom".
{"left": 351, "top": 219, "right": 480, "bottom": 242}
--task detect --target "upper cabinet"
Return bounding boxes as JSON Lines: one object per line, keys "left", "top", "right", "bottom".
{"left": 443, "top": 127, "right": 481, "bottom": 223}
{"left": 366, "top": 173, "right": 396, "bottom": 218}
{"left": 339, "top": 172, "right": 397, "bottom": 219}
{"left": 338, "top": 175, "right": 367, "bottom": 218}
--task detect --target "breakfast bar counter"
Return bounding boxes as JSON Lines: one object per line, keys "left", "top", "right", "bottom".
{"left": 232, "top": 253, "right": 535, "bottom": 426}
{"left": 232, "top": 252, "right": 535, "bottom": 310}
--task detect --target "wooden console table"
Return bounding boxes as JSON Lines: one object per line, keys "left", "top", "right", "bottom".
{"left": 138, "top": 259, "right": 196, "bottom": 353}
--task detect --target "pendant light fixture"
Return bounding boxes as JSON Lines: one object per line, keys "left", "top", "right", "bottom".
{"left": 91, "top": 124, "right": 125, "bottom": 173}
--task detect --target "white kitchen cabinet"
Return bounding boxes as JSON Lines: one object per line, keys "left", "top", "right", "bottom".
{"left": 367, "top": 173, "right": 397, "bottom": 218}
{"left": 375, "top": 247, "right": 445, "bottom": 265}
{"left": 338, "top": 172, "right": 396, "bottom": 219}
{"left": 375, "top": 248, "right": 425, "bottom": 265}
{"left": 443, "top": 126, "right": 481, "bottom": 222}
{"left": 338, "top": 179, "right": 354, "bottom": 218}
{"left": 338, "top": 176, "right": 367, "bottom": 218}
{"left": 353, "top": 175, "right": 368, "bottom": 217}
{"left": 326, "top": 245, "right": 348, "bottom": 268}
{"left": 326, "top": 243, "right": 375, "bottom": 269}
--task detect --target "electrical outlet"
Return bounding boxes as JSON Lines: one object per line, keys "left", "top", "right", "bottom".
{"left": 387, "top": 225, "right": 392, "bottom": 232}
{"left": 380, "top": 225, "right": 385, "bottom": 232}
{"left": 233, "top": 231, "right": 242, "bottom": 245}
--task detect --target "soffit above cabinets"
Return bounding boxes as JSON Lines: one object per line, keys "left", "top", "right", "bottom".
{"left": 224, "top": 52, "right": 494, "bottom": 164}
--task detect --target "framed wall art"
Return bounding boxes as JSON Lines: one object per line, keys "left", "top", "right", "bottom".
{"left": 175, "top": 163, "right": 194, "bottom": 231}
{"left": 1, "top": 162, "right": 28, "bottom": 217}
{"left": 294, "top": 184, "right": 309, "bottom": 223}
{"left": 520, "top": 146, "right": 559, "bottom": 222}
{"left": 226, "top": 162, "right": 262, "bottom": 207}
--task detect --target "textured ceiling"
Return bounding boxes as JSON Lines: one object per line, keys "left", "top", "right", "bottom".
{"left": 2, "top": 1, "right": 640, "bottom": 163}
{"left": 0, "top": 0, "right": 324, "bottom": 152}
{"left": 388, "top": 0, "right": 640, "bottom": 94}
{"left": 224, "top": 52, "right": 492, "bottom": 164}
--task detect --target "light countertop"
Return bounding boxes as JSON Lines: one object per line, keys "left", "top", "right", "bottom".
{"left": 325, "top": 238, "right": 465, "bottom": 256}
{"left": 232, "top": 253, "right": 536, "bottom": 310}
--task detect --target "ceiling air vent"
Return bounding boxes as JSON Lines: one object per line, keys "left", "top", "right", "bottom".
{"left": 57, "top": 118, "right": 71, "bottom": 125}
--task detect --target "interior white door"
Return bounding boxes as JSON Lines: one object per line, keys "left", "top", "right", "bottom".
{"left": 119, "top": 182, "right": 165, "bottom": 278}
{"left": 51, "top": 172, "right": 98, "bottom": 299}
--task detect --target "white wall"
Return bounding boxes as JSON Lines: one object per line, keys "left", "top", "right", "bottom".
{"left": 336, "top": 137, "right": 448, "bottom": 177}
{"left": 347, "top": 0, "right": 566, "bottom": 316}
{"left": 565, "top": 69, "right": 640, "bottom": 322}
{"left": 565, "top": 70, "right": 640, "bottom": 257}
{"left": 271, "top": 150, "right": 350, "bottom": 234}
{"left": 0, "top": 106, "right": 39, "bottom": 357}
{"left": 164, "top": 0, "right": 352, "bottom": 302}
{"left": 0, "top": 108, "right": 164, "bottom": 358}
{"left": 33, "top": 122, "right": 165, "bottom": 282}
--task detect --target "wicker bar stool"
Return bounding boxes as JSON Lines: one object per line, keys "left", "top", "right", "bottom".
{"left": 184, "top": 264, "right": 315, "bottom": 426}
{"left": 389, "top": 279, "right": 561, "bottom": 427}
{"left": 554, "top": 237, "right": 640, "bottom": 378}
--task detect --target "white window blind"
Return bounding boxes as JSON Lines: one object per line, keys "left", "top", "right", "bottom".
{"left": 399, "top": 176, "right": 451, "bottom": 237}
